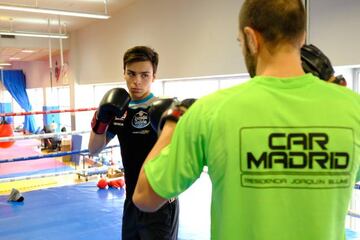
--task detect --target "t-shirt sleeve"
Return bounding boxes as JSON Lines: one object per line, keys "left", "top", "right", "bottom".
{"left": 144, "top": 102, "right": 207, "bottom": 199}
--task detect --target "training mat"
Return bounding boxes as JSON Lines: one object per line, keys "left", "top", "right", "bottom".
{"left": 0, "top": 175, "right": 211, "bottom": 240}
{"left": 1, "top": 174, "right": 355, "bottom": 240}
{"left": 0, "top": 182, "right": 124, "bottom": 240}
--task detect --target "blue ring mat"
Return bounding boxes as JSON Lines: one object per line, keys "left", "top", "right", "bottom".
{"left": 0, "top": 176, "right": 358, "bottom": 240}
{"left": 0, "top": 174, "right": 211, "bottom": 240}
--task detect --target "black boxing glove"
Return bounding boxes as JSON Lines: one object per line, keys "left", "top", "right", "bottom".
{"left": 179, "top": 98, "right": 197, "bottom": 109}
{"left": 91, "top": 88, "right": 130, "bottom": 134}
{"left": 331, "top": 75, "right": 347, "bottom": 86}
{"left": 149, "top": 98, "right": 178, "bottom": 133}
{"left": 301, "top": 44, "right": 334, "bottom": 81}
{"left": 161, "top": 98, "right": 196, "bottom": 123}
{"left": 155, "top": 98, "right": 197, "bottom": 134}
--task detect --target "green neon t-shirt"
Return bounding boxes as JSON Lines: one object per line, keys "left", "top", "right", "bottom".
{"left": 145, "top": 74, "right": 360, "bottom": 240}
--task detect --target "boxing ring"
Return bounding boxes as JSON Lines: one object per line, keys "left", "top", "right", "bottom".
{"left": 0, "top": 108, "right": 359, "bottom": 239}
{"left": 0, "top": 107, "right": 211, "bottom": 239}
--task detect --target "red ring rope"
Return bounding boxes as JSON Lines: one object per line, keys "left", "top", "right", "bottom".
{"left": 0, "top": 107, "right": 97, "bottom": 117}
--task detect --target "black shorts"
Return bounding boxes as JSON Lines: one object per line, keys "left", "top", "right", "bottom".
{"left": 122, "top": 197, "right": 179, "bottom": 240}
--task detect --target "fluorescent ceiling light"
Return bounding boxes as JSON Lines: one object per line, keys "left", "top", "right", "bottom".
{"left": 21, "top": 49, "right": 35, "bottom": 53}
{"left": 9, "top": 57, "right": 20, "bottom": 60}
{"left": 0, "top": 4, "right": 110, "bottom": 19}
{"left": 0, "top": 30, "right": 68, "bottom": 39}
{"left": 0, "top": 63, "right": 11, "bottom": 66}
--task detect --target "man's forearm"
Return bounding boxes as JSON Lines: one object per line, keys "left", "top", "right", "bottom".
{"left": 133, "top": 121, "right": 177, "bottom": 212}
{"left": 145, "top": 121, "right": 177, "bottom": 165}
{"left": 88, "top": 131, "right": 107, "bottom": 155}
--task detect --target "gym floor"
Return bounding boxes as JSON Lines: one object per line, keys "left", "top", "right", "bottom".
{"left": 2, "top": 170, "right": 360, "bottom": 239}
{"left": 0, "top": 172, "right": 211, "bottom": 240}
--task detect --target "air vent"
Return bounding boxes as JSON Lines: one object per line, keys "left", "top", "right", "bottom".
{"left": 1, "top": 34, "right": 15, "bottom": 39}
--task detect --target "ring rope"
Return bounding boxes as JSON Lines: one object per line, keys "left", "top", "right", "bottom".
{"left": 0, "top": 166, "right": 111, "bottom": 183}
{"left": 0, "top": 145, "right": 119, "bottom": 164}
{"left": 0, "top": 130, "right": 90, "bottom": 142}
{"left": 348, "top": 209, "right": 360, "bottom": 218}
{"left": 0, "top": 107, "right": 97, "bottom": 117}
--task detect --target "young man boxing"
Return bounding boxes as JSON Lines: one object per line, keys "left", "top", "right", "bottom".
{"left": 88, "top": 46, "right": 179, "bottom": 240}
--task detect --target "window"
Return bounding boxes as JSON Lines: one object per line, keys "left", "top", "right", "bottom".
{"left": 45, "top": 86, "right": 71, "bottom": 130}
{"left": 75, "top": 84, "right": 95, "bottom": 131}
{"left": 219, "top": 75, "right": 250, "bottom": 89}
{"left": 161, "top": 74, "right": 249, "bottom": 100}
{"left": 164, "top": 79, "right": 218, "bottom": 99}
{"left": 27, "top": 88, "right": 44, "bottom": 131}
{"left": 0, "top": 89, "right": 15, "bottom": 125}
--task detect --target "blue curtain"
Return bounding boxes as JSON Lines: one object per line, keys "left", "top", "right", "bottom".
{"left": 1, "top": 70, "right": 36, "bottom": 133}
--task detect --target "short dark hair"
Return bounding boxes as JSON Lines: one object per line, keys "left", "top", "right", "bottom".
{"left": 123, "top": 46, "right": 159, "bottom": 73}
{"left": 239, "top": 0, "right": 306, "bottom": 49}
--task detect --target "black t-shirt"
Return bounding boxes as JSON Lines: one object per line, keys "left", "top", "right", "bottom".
{"left": 107, "top": 94, "right": 158, "bottom": 198}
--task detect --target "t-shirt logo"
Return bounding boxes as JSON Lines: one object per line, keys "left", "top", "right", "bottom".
{"left": 239, "top": 127, "right": 354, "bottom": 189}
{"left": 131, "top": 110, "right": 150, "bottom": 129}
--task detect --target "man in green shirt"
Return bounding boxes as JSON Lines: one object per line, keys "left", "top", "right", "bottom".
{"left": 133, "top": 0, "right": 360, "bottom": 239}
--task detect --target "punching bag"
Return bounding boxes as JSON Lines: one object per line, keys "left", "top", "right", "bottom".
{"left": 0, "top": 117, "right": 15, "bottom": 148}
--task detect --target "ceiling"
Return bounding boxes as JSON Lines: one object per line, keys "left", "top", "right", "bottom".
{"left": 0, "top": 0, "right": 135, "bottom": 64}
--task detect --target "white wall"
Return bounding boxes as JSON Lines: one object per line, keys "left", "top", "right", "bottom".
{"left": 3, "top": 0, "right": 360, "bottom": 86}
{"left": 308, "top": 0, "right": 360, "bottom": 66}
{"left": 72, "top": 0, "right": 243, "bottom": 84}
{"left": 11, "top": 53, "right": 69, "bottom": 88}
{"left": 70, "top": 0, "right": 360, "bottom": 85}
